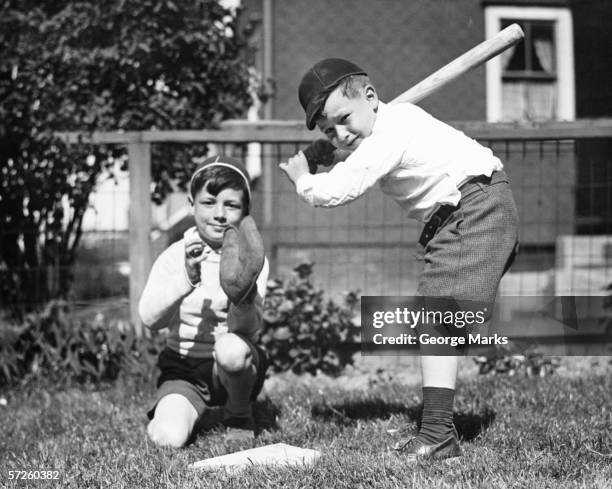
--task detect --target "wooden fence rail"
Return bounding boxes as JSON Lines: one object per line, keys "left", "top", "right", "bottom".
{"left": 60, "top": 118, "right": 612, "bottom": 145}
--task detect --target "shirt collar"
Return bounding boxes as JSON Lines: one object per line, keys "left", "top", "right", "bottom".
{"left": 371, "top": 101, "right": 388, "bottom": 134}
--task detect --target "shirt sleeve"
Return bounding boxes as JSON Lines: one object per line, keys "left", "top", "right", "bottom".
{"left": 295, "top": 126, "right": 406, "bottom": 207}
{"left": 226, "top": 257, "right": 270, "bottom": 342}
{"left": 138, "top": 243, "right": 195, "bottom": 330}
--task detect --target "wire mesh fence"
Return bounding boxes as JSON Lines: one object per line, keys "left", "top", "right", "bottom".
{"left": 1, "top": 121, "right": 612, "bottom": 325}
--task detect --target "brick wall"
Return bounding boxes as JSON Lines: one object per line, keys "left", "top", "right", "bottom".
{"left": 259, "top": 0, "right": 488, "bottom": 122}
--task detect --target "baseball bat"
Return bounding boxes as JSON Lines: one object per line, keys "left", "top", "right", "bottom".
{"left": 391, "top": 23, "right": 524, "bottom": 104}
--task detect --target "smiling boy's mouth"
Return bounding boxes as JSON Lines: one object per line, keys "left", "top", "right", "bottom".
{"left": 209, "top": 224, "right": 227, "bottom": 231}
{"left": 345, "top": 137, "right": 359, "bottom": 149}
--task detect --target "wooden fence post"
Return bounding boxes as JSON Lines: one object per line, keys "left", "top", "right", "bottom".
{"left": 128, "top": 141, "right": 152, "bottom": 337}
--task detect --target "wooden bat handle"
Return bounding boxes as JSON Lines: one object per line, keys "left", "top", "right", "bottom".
{"left": 391, "top": 23, "right": 524, "bottom": 105}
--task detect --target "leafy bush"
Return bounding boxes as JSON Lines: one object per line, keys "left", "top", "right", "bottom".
{"left": 0, "top": 301, "right": 164, "bottom": 388}
{"left": 0, "top": 261, "right": 360, "bottom": 386}
{"left": 261, "top": 262, "right": 360, "bottom": 376}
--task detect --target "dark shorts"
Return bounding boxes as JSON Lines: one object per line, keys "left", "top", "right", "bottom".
{"left": 147, "top": 337, "right": 268, "bottom": 420}
{"left": 416, "top": 170, "right": 520, "bottom": 354}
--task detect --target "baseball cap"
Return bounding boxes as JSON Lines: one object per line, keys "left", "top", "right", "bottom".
{"left": 189, "top": 155, "right": 252, "bottom": 201}
{"left": 298, "top": 58, "right": 367, "bottom": 130}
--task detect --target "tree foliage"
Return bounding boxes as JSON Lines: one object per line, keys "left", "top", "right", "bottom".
{"left": 0, "top": 0, "right": 254, "bottom": 317}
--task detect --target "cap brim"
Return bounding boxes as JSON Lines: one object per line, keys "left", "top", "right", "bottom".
{"left": 305, "top": 100, "right": 321, "bottom": 130}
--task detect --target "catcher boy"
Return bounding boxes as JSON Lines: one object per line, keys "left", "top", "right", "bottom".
{"left": 140, "top": 155, "right": 268, "bottom": 447}
{"left": 280, "top": 58, "right": 519, "bottom": 461}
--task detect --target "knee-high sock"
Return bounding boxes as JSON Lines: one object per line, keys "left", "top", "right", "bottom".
{"left": 418, "top": 386, "right": 455, "bottom": 444}
{"left": 216, "top": 363, "right": 257, "bottom": 419}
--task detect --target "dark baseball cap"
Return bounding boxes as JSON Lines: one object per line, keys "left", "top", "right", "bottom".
{"left": 298, "top": 58, "right": 367, "bottom": 130}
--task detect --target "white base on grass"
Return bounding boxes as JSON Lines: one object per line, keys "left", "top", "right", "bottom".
{"left": 191, "top": 443, "right": 321, "bottom": 472}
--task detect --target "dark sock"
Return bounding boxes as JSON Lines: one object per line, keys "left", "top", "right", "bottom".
{"left": 418, "top": 386, "right": 455, "bottom": 444}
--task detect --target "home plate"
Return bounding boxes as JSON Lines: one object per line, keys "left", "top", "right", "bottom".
{"left": 191, "top": 443, "right": 321, "bottom": 472}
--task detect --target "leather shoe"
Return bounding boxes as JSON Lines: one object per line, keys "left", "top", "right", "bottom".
{"left": 223, "top": 415, "right": 256, "bottom": 443}
{"left": 393, "top": 429, "right": 461, "bottom": 462}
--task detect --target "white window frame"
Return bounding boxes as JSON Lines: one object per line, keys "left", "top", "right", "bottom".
{"left": 485, "top": 6, "right": 575, "bottom": 122}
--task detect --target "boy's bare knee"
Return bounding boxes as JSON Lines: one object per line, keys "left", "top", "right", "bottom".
{"left": 148, "top": 394, "right": 198, "bottom": 448}
{"left": 214, "top": 333, "right": 252, "bottom": 373}
{"left": 153, "top": 428, "right": 188, "bottom": 448}
{"left": 147, "top": 419, "right": 190, "bottom": 448}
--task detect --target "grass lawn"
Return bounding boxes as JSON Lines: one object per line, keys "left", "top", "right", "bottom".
{"left": 1, "top": 357, "right": 611, "bottom": 488}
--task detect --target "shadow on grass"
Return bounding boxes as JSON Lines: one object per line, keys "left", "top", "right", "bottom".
{"left": 453, "top": 409, "right": 496, "bottom": 441}
{"left": 253, "top": 396, "right": 282, "bottom": 433}
{"left": 190, "top": 396, "right": 281, "bottom": 443}
{"left": 311, "top": 398, "right": 495, "bottom": 442}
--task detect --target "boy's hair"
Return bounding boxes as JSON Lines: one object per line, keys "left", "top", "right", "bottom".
{"left": 337, "top": 74, "right": 372, "bottom": 99}
{"left": 310, "top": 74, "right": 373, "bottom": 124}
{"left": 189, "top": 156, "right": 251, "bottom": 214}
{"left": 314, "top": 75, "right": 372, "bottom": 126}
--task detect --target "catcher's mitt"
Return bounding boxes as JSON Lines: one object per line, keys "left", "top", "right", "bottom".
{"left": 220, "top": 216, "right": 265, "bottom": 305}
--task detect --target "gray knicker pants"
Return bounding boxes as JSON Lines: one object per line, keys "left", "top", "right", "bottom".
{"left": 414, "top": 171, "right": 519, "bottom": 354}
{"left": 417, "top": 170, "right": 519, "bottom": 303}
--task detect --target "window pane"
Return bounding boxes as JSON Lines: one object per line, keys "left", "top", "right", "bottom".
{"left": 502, "top": 80, "right": 557, "bottom": 122}
{"left": 501, "top": 19, "right": 555, "bottom": 76}
{"left": 532, "top": 22, "right": 555, "bottom": 74}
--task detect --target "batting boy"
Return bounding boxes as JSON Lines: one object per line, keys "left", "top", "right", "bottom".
{"left": 140, "top": 155, "right": 269, "bottom": 447}
{"left": 280, "top": 58, "right": 519, "bottom": 461}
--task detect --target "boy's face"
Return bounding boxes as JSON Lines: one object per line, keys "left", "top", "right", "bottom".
{"left": 191, "top": 184, "right": 245, "bottom": 249}
{"left": 317, "top": 85, "right": 378, "bottom": 151}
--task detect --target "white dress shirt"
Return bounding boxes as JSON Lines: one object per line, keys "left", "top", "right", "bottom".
{"left": 296, "top": 101, "right": 503, "bottom": 222}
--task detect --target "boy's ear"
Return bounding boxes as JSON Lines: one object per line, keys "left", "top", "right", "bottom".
{"left": 364, "top": 85, "right": 378, "bottom": 105}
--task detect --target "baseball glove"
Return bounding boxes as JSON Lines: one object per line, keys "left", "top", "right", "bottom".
{"left": 220, "top": 215, "right": 265, "bottom": 305}
{"left": 302, "top": 139, "right": 338, "bottom": 174}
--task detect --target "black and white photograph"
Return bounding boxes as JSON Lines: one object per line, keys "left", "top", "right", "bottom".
{"left": 1, "top": 0, "right": 611, "bottom": 487}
